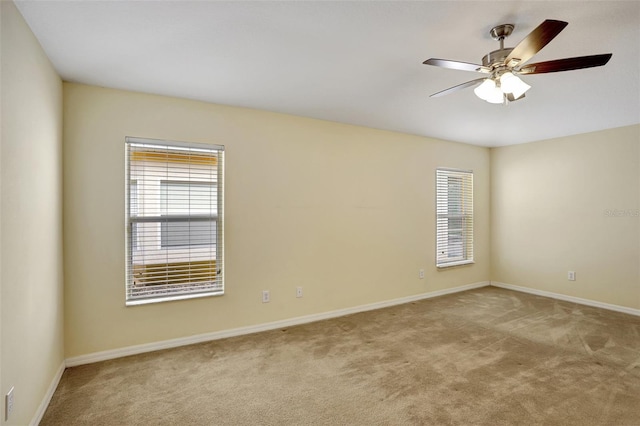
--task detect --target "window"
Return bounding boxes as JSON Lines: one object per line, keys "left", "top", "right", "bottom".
{"left": 436, "top": 168, "right": 473, "bottom": 267}
{"left": 125, "top": 137, "right": 224, "bottom": 305}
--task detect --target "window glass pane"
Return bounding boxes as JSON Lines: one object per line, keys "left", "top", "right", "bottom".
{"left": 161, "top": 221, "right": 217, "bottom": 248}
{"left": 130, "top": 181, "right": 138, "bottom": 250}
{"left": 448, "top": 232, "right": 464, "bottom": 259}
{"left": 447, "top": 176, "right": 462, "bottom": 214}
{"left": 160, "top": 181, "right": 216, "bottom": 216}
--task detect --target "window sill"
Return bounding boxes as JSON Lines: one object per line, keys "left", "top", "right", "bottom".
{"left": 126, "top": 290, "right": 223, "bottom": 306}
{"left": 436, "top": 260, "right": 475, "bottom": 269}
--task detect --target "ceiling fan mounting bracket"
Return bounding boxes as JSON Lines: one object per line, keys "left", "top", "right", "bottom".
{"left": 489, "top": 24, "right": 514, "bottom": 41}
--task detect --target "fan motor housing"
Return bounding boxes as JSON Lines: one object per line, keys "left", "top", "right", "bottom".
{"left": 482, "top": 48, "right": 514, "bottom": 68}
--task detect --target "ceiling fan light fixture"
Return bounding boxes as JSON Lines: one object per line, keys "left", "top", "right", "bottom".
{"left": 423, "top": 19, "right": 613, "bottom": 104}
{"left": 474, "top": 78, "right": 504, "bottom": 103}
{"left": 499, "top": 72, "right": 531, "bottom": 99}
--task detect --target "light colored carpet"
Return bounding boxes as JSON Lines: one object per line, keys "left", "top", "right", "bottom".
{"left": 41, "top": 287, "right": 640, "bottom": 425}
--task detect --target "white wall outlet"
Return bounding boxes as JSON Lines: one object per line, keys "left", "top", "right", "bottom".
{"left": 5, "top": 387, "right": 14, "bottom": 421}
{"left": 262, "top": 290, "right": 270, "bottom": 303}
{"left": 419, "top": 269, "right": 425, "bottom": 279}
{"left": 296, "top": 287, "right": 303, "bottom": 298}
{"left": 568, "top": 271, "right": 576, "bottom": 281}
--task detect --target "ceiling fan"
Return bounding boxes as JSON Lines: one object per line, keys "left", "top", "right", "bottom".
{"left": 423, "top": 19, "right": 612, "bottom": 104}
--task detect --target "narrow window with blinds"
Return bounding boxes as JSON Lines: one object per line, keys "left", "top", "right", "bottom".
{"left": 125, "top": 137, "right": 224, "bottom": 305}
{"left": 436, "top": 168, "right": 473, "bottom": 268}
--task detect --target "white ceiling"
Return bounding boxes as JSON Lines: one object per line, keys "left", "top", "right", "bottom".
{"left": 15, "top": 1, "right": 640, "bottom": 147}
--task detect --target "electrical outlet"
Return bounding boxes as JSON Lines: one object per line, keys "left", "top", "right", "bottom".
{"left": 262, "top": 290, "right": 270, "bottom": 303}
{"left": 296, "top": 286, "right": 303, "bottom": 298}
{"left": 419, "top": 269, "right": 425, "bottom": 279}
{"left": 568, "top": 271, "right": 576, "bottom": 281}
{"left": 5, "top": 387, "right": 14, "bottom": 421}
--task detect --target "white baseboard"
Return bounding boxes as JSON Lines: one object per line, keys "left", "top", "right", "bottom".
{"left": 491, "top": 281, "right": 640, "bottom": 317}
{"left": 66, "top": 281, "right": 490, "bottom": 367}
{"left": 30, "top": 361, "right": 65, "bottom": 426}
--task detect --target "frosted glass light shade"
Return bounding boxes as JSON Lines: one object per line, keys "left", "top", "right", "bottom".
{"left": 499, "top": 72, "right": 531, "bottom": 99}
{"left": 474, "top": 79, "right": 503, "bottom": 103}
{"left": 474, "top": 79, "right": 495, "bottom": 99}
{"left": 485, "top": 88, "right": 505, "bottom": 103}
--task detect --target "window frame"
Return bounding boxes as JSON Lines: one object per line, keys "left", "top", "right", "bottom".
{"left": 125, "top": 137, "right": 224, "bottom": 305}
{"left": 436, "top": 167, "right": 474, "bottom": 268}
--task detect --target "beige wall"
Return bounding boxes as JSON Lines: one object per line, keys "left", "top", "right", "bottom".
{"left": 491, "top": 125, "right": 640, "bottom": 309}
{"left": 1, "top": 2, "right": 64, "bottom": 425}
{"left": 2, "top": 1, "right": 638, "bottom": 420}
{"left": 63, "top": 83, "right": 490, "bottom": 358}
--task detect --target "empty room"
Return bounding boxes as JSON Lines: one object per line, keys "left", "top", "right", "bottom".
{"left": 1, "top": 1, "right": 639, "bottom": 425}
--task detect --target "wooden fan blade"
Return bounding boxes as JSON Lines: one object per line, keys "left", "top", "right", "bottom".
{"left": 517, "top": 53, "right": 612, "bottom": 74}
{"left": 423, "top": 58, "right": 490, "bottom": 73}
{"left": 430, "top": 78, "right": 486, "bottom": 98}
{"left": 504, "top": 20, "right": 568, "bottom": 66}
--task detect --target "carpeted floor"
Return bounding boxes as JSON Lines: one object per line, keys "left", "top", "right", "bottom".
{"left": 41, "top": 287, "right": 640, "bottom": 425}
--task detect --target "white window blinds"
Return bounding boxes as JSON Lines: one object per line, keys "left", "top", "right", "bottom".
{"left": 436, "top": 168, "right": 473, "bottom": 268}
{"left": 125, "top": 137, "right": 224, "bottom": 305}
